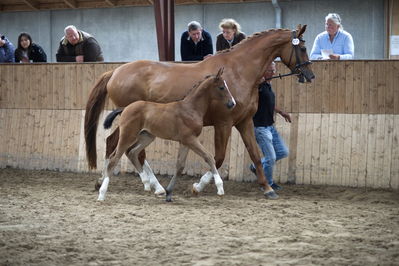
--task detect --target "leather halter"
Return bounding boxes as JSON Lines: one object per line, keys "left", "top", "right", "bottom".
{"left": 266, "top": 30, "right": 312, "bottom": 81}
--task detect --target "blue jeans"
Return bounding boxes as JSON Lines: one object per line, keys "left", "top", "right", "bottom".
{"left": 253, "top": 126, "right": 289, "bottom": 185}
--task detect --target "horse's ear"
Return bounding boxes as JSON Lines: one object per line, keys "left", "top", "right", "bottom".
{"left": 298, "top": 24, "right": 307, "bottom": 37}
{"left": 216, "top": 67, "right": 224, "bottom": 79}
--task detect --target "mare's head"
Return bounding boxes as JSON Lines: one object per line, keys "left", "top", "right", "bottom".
{"left": 279, "top": 25, "right": 315, "bottom": 83}
{"left": 203, "top": 67, "right": 236, "bottom": 110}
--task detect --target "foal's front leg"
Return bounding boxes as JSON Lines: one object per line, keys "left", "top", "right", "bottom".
{"left": 187, "top": 138, "right": 224, "bottom": 196}
{"left": 165, "top": 144, "right": 189, "bottom": 202}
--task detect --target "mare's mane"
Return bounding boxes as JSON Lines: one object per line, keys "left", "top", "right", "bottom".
{"left": 216, "top": 28, "right": 290, "bottom": 55}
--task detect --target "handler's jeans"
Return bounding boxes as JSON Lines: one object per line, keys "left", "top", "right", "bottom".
{"left": 253, "top": 126, "right": 289, "bottom": 185}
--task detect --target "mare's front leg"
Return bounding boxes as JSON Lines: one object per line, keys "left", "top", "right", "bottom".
{"left": 165, "top": 144, "right": 189, "bottom": 202}
{"left": 235, "top": 118, "right": 278, "bottom": 199}
{"left": 187, "top": 138, "right": 224, "bottom": 196}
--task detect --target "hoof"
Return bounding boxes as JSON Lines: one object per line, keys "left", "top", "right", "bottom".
{"left": 264, "top": 190, "right": 279, "bottom": 200}
{"left": 154, "top": 187, "right": 166, "bottom": 197}
{"left": 217, "top": 189, "right": 225, "bottom": 196}
{"left": 192, "top": 183, "right": 200, "bottom": 195}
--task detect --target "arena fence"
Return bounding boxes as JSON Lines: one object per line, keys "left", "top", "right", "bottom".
{"left": 0, "top": 61, "right": 398, "bottom": 189}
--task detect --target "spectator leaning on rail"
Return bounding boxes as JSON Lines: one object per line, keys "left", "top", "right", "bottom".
{"left": 216, "top": 18, "right": 246, "bottom": 52}
{"left": 56, "top": 25, "right": 104, "bottom": 62}
{"left": 15, "top": 32, "right": 47, "bottom": 63}
{"left": 0, "top": 34, "right": 15, "bottom": 63}
{"left": 180, "top": 21, "right": 213, "bottom": 61}
{"left": 310, "top": 13, "right": 354, "bottom": 60}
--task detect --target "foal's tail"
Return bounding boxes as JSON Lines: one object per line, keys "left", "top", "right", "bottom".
{"left": 84, "top": 70, "right": 114, "bottom": 169}
{"left": 103, "top": 109, "right": 123, "bottom": 129}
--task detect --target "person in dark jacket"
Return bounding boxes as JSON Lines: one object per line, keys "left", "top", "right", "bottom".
{"left": 0, "top": 34, "right": 15, "bottom": 63}
{"left": 15, "top": 32, "right": 47, "bottom": 63}
{"left": 216, "top": 18, "right": 246, "bottom": 52}
{"left": 180, "top": 21, "right": 213, "bottom": 61}
{"left": 56, "top": 25, "right": 104, "bottom": 62}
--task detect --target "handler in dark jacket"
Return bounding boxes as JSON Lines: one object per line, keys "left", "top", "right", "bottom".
{"left": 180, "top": 21, "right": 213, "bottom": 61}
{"left": 56, "top": 25, "right": 104, "bottom": 62}
{"left": 15, "top": 32, "right": 47, "bottom": 63}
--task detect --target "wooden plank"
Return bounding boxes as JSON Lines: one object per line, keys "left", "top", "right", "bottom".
{"left": 329, "top": 61, "right": 338, "bottom": 113}
{"left": 333, "top": 114, "right": 345, "bottom": 186}
{"left": 375, "top": 115, "right": 386, "bottom": 188}
{"left": 29, "top": 64, "right": 39, "bottom": 109}
{"left": 336, "top": 60, "right": 346, "bottom": 113}
{"left": 357, "top": 114, "right": 369, "bottom": 187}
{"left": 390, "top": 115, "right": 399, "bottom": 189}
{"left": 8, "top": 110, "right": 21, "bottom": 167}
{"left": 290, "top": 77, "right": 300, "bottom": 114}
{"left": 287, "top": 113, "right": 298, "bottom": 184}
{"left": 369, "top": 61, "right": 379, "bottom": 114}
{"left": 319, "top": 113, "right": 329, "bottom": 185}
{"left": 2, "top": 109, "right": 13, "bottom": 167}
{"left": 2, "top": 66, "right": 14, "bottom": 108}
{"left": 295, "top": 113, "right": 306, "bottom": 184}
{"left": 312, "top": 62, "right": 323, "bottom": 113}
{"left": 310, "top": 114, "right": 321, "bottom": 184}
{"left": 384, "top": 61, "right": 394, "bottom": 114}
{"left": 0, "top": 109, "right": 7, "bottom": 166}
{"left": 228, "top": 128, "right": 240, "bottom": 181}
{"left": 283, "top": 75, "right": 293, "bottom": 113}
{"left": 326, "top": 113, "right": 337, "bottom": 185}
{"left": 366, "top": 115, "right": 377, "bottom": 187}
{"left": 342, "top": 114, "right": 353, "bottom": 186}
{"left": 78, "top": 64, "right": 95, "bottom": 110}
{"left": 22, "top": 109, "right": 35, "bottom": 168}
{"left": 362, "top": 61, "right": 370, "bottom": 114}
{"left": 52, "top": 64, "right": 63, "bottom": 110}
{"left": 64, "top": 65, "right": 77, "bottom": 110}
{"left": 349, "top": 114, "right": 360, "bottom": 187}
{"left": 352, "top": 61, "right": 363, "bottom": 114}
{"left": 77, "top": 110, "right": 89, "bottom": 172}
{"left": 377, "top": 61, "right": 387, "bottom": 114}
{"left": 393, "top": 61, "right": 399, "bottom": 114}
{"left": 382, "top": 115, "right": 394, "bottom": 188}
{"left": 321, "top": 61, "right": 330, "bottom": 113}
{"left": 34, "top": 110, "right": 47, "bottom": 169}
{"left": 303, "top": 114, "right": 313, "bottom": 185}
{"left": 344, "top": 61, "right": 354, "bottom": 114}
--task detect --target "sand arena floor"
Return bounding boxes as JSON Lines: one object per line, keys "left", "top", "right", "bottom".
{"left": 0, "top": 168, "right": 398, "bottom": 265}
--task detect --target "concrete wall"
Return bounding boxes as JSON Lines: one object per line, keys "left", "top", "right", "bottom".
{"left": 0, "top": 0, "right": 384, "bottom": 62}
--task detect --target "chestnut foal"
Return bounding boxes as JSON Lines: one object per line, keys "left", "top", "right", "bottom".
{"left": 97, "top": 68, "right": 236, "bottom": 201}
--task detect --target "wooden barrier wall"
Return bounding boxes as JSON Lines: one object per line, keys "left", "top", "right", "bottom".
{"left": 0, "top": 61, "right": 398, "bottom": 189}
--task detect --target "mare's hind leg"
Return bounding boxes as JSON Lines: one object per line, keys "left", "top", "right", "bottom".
{"left": 185, "top": 138, "right": 224, "bottom": 196}
{"left": 165, "top": 144, "right": 189, "bottom": 202}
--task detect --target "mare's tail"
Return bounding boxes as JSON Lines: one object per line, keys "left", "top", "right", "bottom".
{"left": 84, "top": 70, "right": 114, "bottom": 169}
{"left": 103, "top": 109, "right": 123, "bottom": 129}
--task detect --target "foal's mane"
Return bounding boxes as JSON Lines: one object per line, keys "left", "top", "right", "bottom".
{"left": 177, "top": 74, "right": 214, "bottom": 101}
{"left": 216, "top": 28, "right": 291, "bottom": 55}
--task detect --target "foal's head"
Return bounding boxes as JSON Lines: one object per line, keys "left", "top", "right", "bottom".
{"left": 204, "top": 67, "right": 236, "bottom": 110}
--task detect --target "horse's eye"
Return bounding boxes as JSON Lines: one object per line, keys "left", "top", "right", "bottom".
{"left": 219, "top": 86, "right": 225, "bottom": 90}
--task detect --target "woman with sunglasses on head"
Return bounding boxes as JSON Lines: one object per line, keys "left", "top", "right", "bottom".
{"left": 216, "top": 18, "right": 246, "bottom": 52}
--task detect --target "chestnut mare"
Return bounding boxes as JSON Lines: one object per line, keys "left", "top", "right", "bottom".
{"left": 97, "top": 69, "right": 236, "bottom": 201}
{"left": 85, "top": 25, "right": 314, "bottom": 199}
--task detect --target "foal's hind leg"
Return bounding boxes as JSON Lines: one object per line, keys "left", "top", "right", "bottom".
{"left": 165, "top": 144, "right": 189, "bottom": 202}
{"left": 126, "top": 132, "right": 165, "bottom": 196}
{"left": 98, "top": 130, "right": 138, "bottom": 201}
{"left": 186, "top": 138, "right": 224, "bottom": 196}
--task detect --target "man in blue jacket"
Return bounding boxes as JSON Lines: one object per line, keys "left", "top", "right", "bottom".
{"left": 0, "top": 34, "right": 15, "bottom": 63}
{"left": 180, "top": 21, "right": 213, "bottom": 61}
